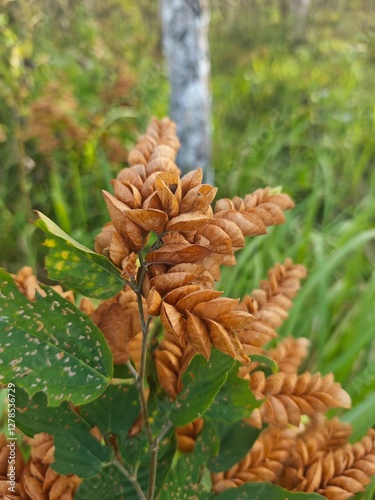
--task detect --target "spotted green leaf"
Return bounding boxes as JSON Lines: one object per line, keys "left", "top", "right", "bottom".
{"left": 205, "top": 362, "right": 262, "bottom": 422}
{"left": 159, "top": 348, "right": 235, "bottom": 427}
{"left": 158, "top": 420, "right": 218, "bottom": 500}
{"left": 15, "top": 389, "right": 113, "bottom": 478}
{"left": 35, "top": 211, "right": 125, "bottom": 299}
{"left": 0, "top": 269, "right": 113, "bottom": 406}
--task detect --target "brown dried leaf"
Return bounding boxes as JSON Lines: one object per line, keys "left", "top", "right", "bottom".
{"left": 215, "top": 210, "right": 267, "bottom": 236}
{"left": 160, "top": 302, "right": 185, "bottom": 342}
{"left": 192, "top": 297, "right": 239, "bottom": 319}
{"left": 142, "top": 191, "right": 164, "bottom": 210}
{"left": 146, "top": 157, "right": 178, "bottom": 176}
{"left": 102, "top": 190, "right": 143, "bottom": 250}
{"left": 205, "top": 318, "right": 237, "bottom": 359}
{"left": 219, "top": 311, "right": 255, "bottom": 330}
{"left": 164, "top": 285, "right": 202, "bottom": 305}
{"left": 117, "top": 166, "right": 145, "bottom": 188}
{"left": 180, "top": 184, "right": 218, "bottom": 214}
{"left": 128, "top": 149, "right": 147, "bottom": 166}
{"left": 214, "top": 198, "right": 234, "bottom": 212}
{"left": 146, "top": 244, "right": 213, "bottom": 265}
{"left": 185, "top": 311, "right": 211, "bottom": 360}
{"left": 150, "top": 272, "right": 197, "bottom": 296}
{"left": 175, "top": 290, "right": 223, "bottom": 312}
{"left": 180, "top": 168, "right": 203, "bottom": 197}
{"left": 111, "top": 180, "right": 142, "bottom": 208}
{"left": 197, "top": 223, "right": 233, "bottom": 254}
{"left": 155, "top": 172, "right": 182, "bottom": 217}
{"left": 167, "top": 212, "right": 211, "bottom": 232}
{"left": 147, "top": 287, "right": 162, "bottom": 316}
{"left": 109, "top": 231, "right": 129, "bottom": 266}
{"left": 125, "top": 208, "right": 168, "bottom": 234}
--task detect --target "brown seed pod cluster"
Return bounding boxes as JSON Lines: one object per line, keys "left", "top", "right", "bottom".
{"left": 212, "top": 419, "right": 375, "bottom": 500}
{"left": 90, "top": 287, "right": 145, "bottom": 365}
{"left": 95, "top": 117, "right": 295, "bottom": 365}
{"left": 0, "top": 433, "right": 81, "bottom": 500}
{"left": 12, "top": 267, "right": 74, "bottom": 303}
{"left": 212, "top": 417, "right": 375, "bottom": 500}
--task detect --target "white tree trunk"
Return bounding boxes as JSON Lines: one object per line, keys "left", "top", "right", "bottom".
{"left": 160, "top": 0, "right": 214, "bottom": 183}
{"left": 280, "top": 0, "right": 311, "bottom": 40}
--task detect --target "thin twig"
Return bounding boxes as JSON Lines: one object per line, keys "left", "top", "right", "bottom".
{"left": 112, "top": 456, "right": 147, "bottom": 500}
{"left": 147, "top": 420, "right": 174, "bottom": 500}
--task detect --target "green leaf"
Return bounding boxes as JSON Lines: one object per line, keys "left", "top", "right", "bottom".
{"left": 208, "top": 421, "right": 262, "bottom": 473}
{"left": 249, "top": 354, "right": 278, "bottom": 373}
{"left": 16, "top": 389, "right": 113, "bottom": 478}
{"left": 159, "top": 348, "right": 235, "bottom": 427}
{"left": 215, "top": 482, "right": 325, "bottom": 499}
{"left": 158, "top": 420, "right": 218, "bottom": 500}
{"left": 205, "top": 362, "right": 262, "bottom": 422}
{"left": 79, "top": 380, "right": 140, "bottom": 436}
{"left": 74, "top": 463, "right": 135, "bottom": 500}
{"left": 75, "top": 432, "right": 175, "bottom": 499}
{"left": 35, "top": 211, "right": 125, "bottom": 299}
{"left": 0, "top": 269, "right": 112, "bottom": 405}
{"left": 342, "top": 390, "right": 375, "bottom": 442}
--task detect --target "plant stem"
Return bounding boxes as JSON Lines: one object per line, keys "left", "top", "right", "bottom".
{"left": 112, "top": 456, "right": 147, "bottom": 500}
{"left": 129, "top": 252, "right": 158, "bottom": 499}
{"left": 147, "top": 420, "right": 174, "bottom": 500}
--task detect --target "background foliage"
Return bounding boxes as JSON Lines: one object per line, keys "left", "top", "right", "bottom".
{"left": 1, "top": 0, "right": 375, "bottom": 497}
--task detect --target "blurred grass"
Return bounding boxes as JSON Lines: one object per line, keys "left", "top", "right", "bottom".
{"left": 1, "top": 1, "right": 375, "bottom": 495}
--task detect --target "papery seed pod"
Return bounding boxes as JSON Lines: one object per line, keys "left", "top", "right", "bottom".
{"left": 245, "top": 371, "right": 351, "bottom": 428}
{"left": 0, "top": 433, "right": 26, "bottom": 499}
{"left": 21, "top": 433, "right": 81, "bottom": 500}
{"left": 91, "top": 287, "right": 146, "bottom": 364}
{"left": 12, "top": 267, "right": 74, "bottom": 303}
{"left": 147, "top": 287, "right": 162, "bottom": 316}
{"left": 237, "top": 259, "right": 307, "bottom": 356}
{"left": 176, "top": 418, "right": 204, "bottom": 453}
{"left": 211, "top": 426, "right": 296, "bottom": 493}
{"left": 158, "top": 284, "right": 253, "bottom": 363}
{"left": 267, "top": 336, "right": 310, "bottom": 374}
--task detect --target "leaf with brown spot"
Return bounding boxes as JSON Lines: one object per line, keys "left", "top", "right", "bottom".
{"left": 146, "top": 244, "right": 213, "bottom": 265}
{"left": 160, "top": 303, "right": 185, "bottom": 341}
{"left": 175, "top": 290, "right": 223, "bottom": 312}
{"left": 185, "top": 311, "right": 211, "bottom": 360}
{"left": 167, "top": 213, "right": 211, "bottom": 232}
{"left": 150, "top": 272, "right": 197, "bottom": 296}
{"left": 125, "top": 209, "right": 168, "bottom": 234}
